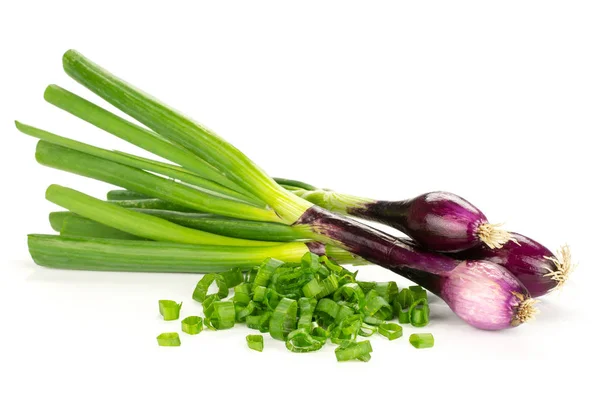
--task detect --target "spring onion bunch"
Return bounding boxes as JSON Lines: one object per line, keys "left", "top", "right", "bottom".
{"left": 17, "top": 50, "right": 542, "bottom": 331}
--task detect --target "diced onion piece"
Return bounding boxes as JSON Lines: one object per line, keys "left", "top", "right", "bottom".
{"left": 192, "top": 273, "right": 228, "bottom": 302}
{"left": 159, "top": 300, "right": 182, "bottom": 321}
{"left": 285, "top": 328, "right": 324, "bottom": 353}
{"left": 157, "top": 332, "right": 181, "bottom": 346}
{"left": 409, "top": 333, "right": 434, "bottom": 349}
{"left": 269, "top": 298, "right": 298, "bottom": 340}
{"left": 378, "top": 323, "right": 403, "bottom": 340}
{"left": 209, "top": 301, "right": 236, "bottom": 330}
{"left": 220, "top": 267, "right": 244, "bottom": 288}
{"left": 335, "top": 340, "right": 373, "bottom": 362}
{"left": 298, "top": 298, "right": 317, "bottom": 331}
{"left": 181, "top": 316, "right": 203, "bottom": 335}
{"left": 246, "top": 334, "right": 264, "bottom": 352}
{"left": 409, "top": 298, "right": 430, "bottom": 327}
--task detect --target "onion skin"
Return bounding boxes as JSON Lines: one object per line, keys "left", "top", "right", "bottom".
{"left": 297, "top": 207, "right": 534, "bottom": 330}
{"left": 351, "top": 192, "right": 489, "bottom": 253}
{"left": 459, "top": 233, "right": 563, "bottom": 297}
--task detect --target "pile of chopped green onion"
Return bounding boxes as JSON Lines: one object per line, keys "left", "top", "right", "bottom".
{"left": 156, "top": 251, "right": 435, "bottom": 360}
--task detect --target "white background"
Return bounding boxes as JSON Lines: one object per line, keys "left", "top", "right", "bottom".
{"left": 1, "top": 1, "right": 598, "bottom": 399}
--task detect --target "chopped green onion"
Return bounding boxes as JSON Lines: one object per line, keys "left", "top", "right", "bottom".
{"left": 315, "top": 298, "right": 341, "bottom": 327}
{"left": 158, "top": 300, "right": 182, "bottom": 321}
{"left": 253, "top": 258, "right": 284, "bottom": 289}
{"left": 363, "top": 315, "right": 385, "bottom": 326}
{"left": 330, "top": 314, "right": 362, "bottom": 344}
{"left": 319, "top": 255, "right": 343, "bottom": 273}
{"left": 233, "top": 283, "right": 252, "bottom": 305}
{"left": 394, "top": 288, "right": 415, "bottom": 313}
{"left": 157, "top": 332, "right": 181, "bottom": 347}
{"left": 236, "top": 301, "right": 257, "bottom": 322}
{"left": 316, "top": 275, "right": 339, "bottom": 299}
{"left": 335, "top": 340, "right": 373, "bottom": 362}
{"left": 246, "top": 335, "right": 264, "bottom": 352}
{"left": 301, "top": 252, "right": 320, "bottom": 271}
{"left": 358, "top": 323, "right": 377, "bottom": 337}
{"left": 220, "top": 268, "right": 244, "bottom": 288}
{"left": 253, "top": 286, "right": 268, "bottom": 302}
{"left": 193, "top": 273, "right": 229, "bottom": 302}
{"left": 409, "top": 333, "right": 434, "bottom": 349}
{"left": 285, "top": 328, "right": 324, "bottom": 353}
{"left": 181, "top": 316, "right": 203, "bottom": 335}
{"left": 358, "top": 281, "right": 398, "bottom": 303}
{"left": 361, "top": 290, "right": 393, "bottom": 320}
{"left": 378, "top": 323, "right": 403, "bottom": 340}
{"left": 311, "top": 326, "right": 329, "bottom": 343}
{"left": 263, "top": 288, "right": 281, "bottom": 311}
{"left": 409, "top": 299, "right": 430, "bottom": 327}
{"left": 209, "top": 301, "right": 236, "bottom": 330}
{"left": 333, "top": 283, "right": 365, "bottom": 304}
{"left": 334, "top": 303, "right": 355, "bottom": 324}
{"left": 302, "top": 278, "right": 322, "bottom": 298}
{"left": 409, "top": 286, "right": 427, "bottom": 302}
{"left": 398, "top": 309, "right": 411, "bottom": 324}
{"left": 246, "top": 267, "right": 259, "bottom": 284}
{"left": 246, "top": 312, "right": 272, "bottom": 333}
{"left": 271, "top": 265, "right": 314, "bottom": 297}
{"left": 201, "top": 293, "right": 221, "bottom": 319}
{"left": 269, "top": 298, "right": 298, "bottom": 340}
{"left": 298, "top": 298, "right": 317, "bottom": 331}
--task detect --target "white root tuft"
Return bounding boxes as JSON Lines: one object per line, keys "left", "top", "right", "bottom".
{"left": 512, "top": 292, "right": 540, "bottom": 325}
{"left": 477, "top": 222, "right": 514, "bottom": 249}
{"left": 543, "top": 245, "right": 575, "bottom": 291}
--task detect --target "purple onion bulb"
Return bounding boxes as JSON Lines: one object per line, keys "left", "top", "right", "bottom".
{"left": 459, "top": 233, "right": 573, "bottom": 297}
{"left": 355, "top": 192, "right": 513, "bottom": 253}
{"left": 439, "top": 260, "right": 538, "bottom": 330}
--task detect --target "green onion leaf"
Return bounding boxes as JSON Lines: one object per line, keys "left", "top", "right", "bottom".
{"left": 181, "top": 316, "right": 203, "bottom": 335}
{"left": 409, "top": 333, "right": 434, "bottom": 349}
{"left": 378, "top": 323, "right": 403, "bottom": 340}
{"left": 159, "top": 300, "right": 182, "bottom": 321}
{"left": 193, "top": 273, "right": 229, "bottom": 302}
{"left": 335, "top": 340, "right": 373, "bottom": 362}
{"left": 246, "top": 334, "right": 264, "bottom": 352}
{"left": 269, "top": 298, "right": 298, "bottom": 340}
{"left": 157, "top": 332, "right": 181, "bottom": 347}
{"left": 285, "top": 328, "right": 324, "bottom": 353}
